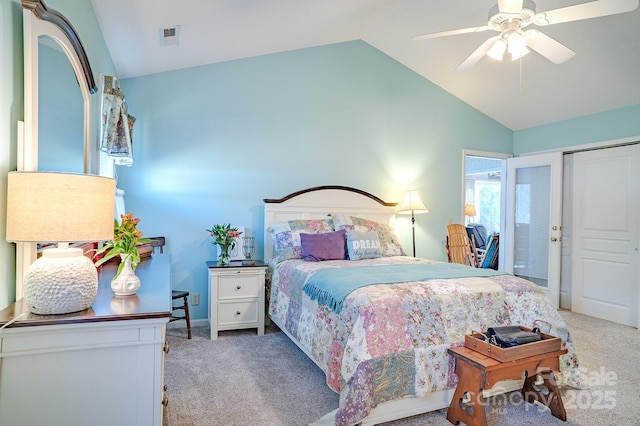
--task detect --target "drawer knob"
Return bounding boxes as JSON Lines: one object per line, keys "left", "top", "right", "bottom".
{"left": 236, "top": 311, "right": 241, "bottom": 315}
{"left": 163, "top": 342, "right": 170, "bottom": 354}
{"left": 164, "top": 384, "right": 168, "bottom": 392}
{"left": 236, "top": 285, "right": 242, "bottom": 290}
{"left": 162, "top": 396, "right": 169, "bottom": 407}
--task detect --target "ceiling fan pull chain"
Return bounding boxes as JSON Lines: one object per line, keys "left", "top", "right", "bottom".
{"left": 519, "top": 58, "right": 523, "bottom": 93}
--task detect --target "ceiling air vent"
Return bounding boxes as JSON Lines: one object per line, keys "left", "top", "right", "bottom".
{"left": 160, "top": 25, "right": 180, "bottom": 46}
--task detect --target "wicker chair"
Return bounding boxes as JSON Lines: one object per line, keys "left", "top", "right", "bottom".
{"left": 445, "top": 224, "right": 479, "bottom": 267}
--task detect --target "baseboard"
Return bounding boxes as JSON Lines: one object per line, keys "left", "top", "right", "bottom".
{"left": 166, "top": 318, "right": 208, "bottom": 329}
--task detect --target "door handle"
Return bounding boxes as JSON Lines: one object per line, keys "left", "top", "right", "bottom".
{"left": 550, "top": 237, "right": 558, "bottom": 242}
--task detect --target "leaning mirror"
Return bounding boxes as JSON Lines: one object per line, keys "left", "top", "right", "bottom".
{"left": 22, "top": 0, "right": 96, "bottom": 173}
{"left": 17, "top": 0, "right": 97, "bottom": 298}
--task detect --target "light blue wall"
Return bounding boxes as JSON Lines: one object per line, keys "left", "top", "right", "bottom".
{"left": 119, "top": 40, "right": 513, "bottom": 320}
{"left": 514, "top": 104, "right": 640, "bottom": 155}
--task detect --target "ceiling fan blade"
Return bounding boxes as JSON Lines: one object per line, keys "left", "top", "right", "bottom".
{"left": 498, "top": 0, "right": 524, "bottom": 14}
{"left": 456, "top": 36, "right": 501, "bottom": 71}
{"left": 413, "top": 25, "right": 491, "bottom": 41}
{"left": 525, "top": 30, "right": 576, "bottom": 64}
{"left": 534, "top": 0, "right": 639, "bottom": 26}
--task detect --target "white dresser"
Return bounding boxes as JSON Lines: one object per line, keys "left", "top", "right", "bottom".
{"left": 0, "top": 254, "right": 172, "bottom": 426}
{"left": 207, "top": 260, "right": 267, "bottom": 340}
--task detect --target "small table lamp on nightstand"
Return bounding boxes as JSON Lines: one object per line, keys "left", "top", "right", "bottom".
{"left": 242, "top": 236, "right": 256, "bottom": 265}
{"left": 6, "top": 171, "right": 116, "bottom": 315}
{"left": 398, "top": 190, "right": 429, "bottom": 257}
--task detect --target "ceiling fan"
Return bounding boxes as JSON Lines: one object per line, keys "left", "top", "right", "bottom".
{"left": 413, "top": 0, "right": 639, "bottom": 71}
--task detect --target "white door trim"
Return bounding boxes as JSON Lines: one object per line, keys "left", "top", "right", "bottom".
{"left": 518, "top": 135, "right": 640, "bottom": 156}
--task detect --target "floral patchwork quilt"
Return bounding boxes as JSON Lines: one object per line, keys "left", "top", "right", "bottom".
{"left": 267, "top": 256, "right": 584, "bottom": 426}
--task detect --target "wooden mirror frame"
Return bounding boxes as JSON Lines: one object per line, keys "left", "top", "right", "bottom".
{"left": 22, "top": 0, "right": 97, "bottom": 95}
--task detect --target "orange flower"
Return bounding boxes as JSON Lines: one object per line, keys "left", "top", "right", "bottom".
{"left": 95, "top": 213, "right": 151, "bottom": 277}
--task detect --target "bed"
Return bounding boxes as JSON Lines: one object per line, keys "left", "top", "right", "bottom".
{"left": 263, "top": 186, "right": 583, "bottom": 426}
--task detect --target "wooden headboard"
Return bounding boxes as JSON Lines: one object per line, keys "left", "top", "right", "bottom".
{"left": 263, "top": 186, "right": 397, "bottom": 261}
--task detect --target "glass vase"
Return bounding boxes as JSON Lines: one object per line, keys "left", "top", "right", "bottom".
{"left": 218, "top": 244, "right": 231, "bottom": 266}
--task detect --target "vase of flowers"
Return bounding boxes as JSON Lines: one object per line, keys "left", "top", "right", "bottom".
{"left": 95, "top": 213, "right": 150, "bottom": 295}
{"left": 110, "top": 253, "right": 141, "bottom": 296}
{"left": 206, "top": 223, "right": 242, "bottom": 266}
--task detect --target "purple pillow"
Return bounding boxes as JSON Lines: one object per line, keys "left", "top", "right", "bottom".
{"left": 300, "top": 230, "right": 346, "bottom": 261}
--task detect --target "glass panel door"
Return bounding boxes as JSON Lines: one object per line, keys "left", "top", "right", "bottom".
{"left": 504, "top": 153, "right": 562, "bottom": 308}
{"left": 513, "top": 165, "right": 551, "bottom": 287}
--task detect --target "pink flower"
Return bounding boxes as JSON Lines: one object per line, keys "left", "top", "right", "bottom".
{"left": 206, "top": 223, "right": 243, "bottom": 250}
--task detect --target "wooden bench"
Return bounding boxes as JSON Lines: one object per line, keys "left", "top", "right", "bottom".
{"left": 447, "top": 345, "right": 568, "bottom": 426}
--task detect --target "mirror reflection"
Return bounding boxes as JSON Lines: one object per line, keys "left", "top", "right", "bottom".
{"left": 37, "top": 35, "right": 83, "bottom": 173}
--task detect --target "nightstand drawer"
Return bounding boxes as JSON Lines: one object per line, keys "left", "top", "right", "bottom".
{"left": 218, "top": 301, "right": 258, "bottom": 325}
{"left": 218, "top": 275, "right": 259, "bottom": 299}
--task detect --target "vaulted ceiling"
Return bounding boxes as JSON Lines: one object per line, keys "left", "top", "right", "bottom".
{"left": 90, "top": 0, "right": 640, "bottom": 130}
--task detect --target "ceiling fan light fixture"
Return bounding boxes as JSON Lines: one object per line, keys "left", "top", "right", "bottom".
{"left": 510, "top": 46, "right": 530, "bottom": 60}
{"left": 414, "top": 0, "right": 638, "bottom": 71}
{"left": 507, "top": 31, "right": 529, "bottom": 60}
{"left": 486, "top": 38, "right": 507, "bottom": 60}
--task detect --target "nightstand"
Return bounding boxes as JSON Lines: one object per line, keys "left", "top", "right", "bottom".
{"left": 206, "top": 260, "right": 267, "bottom": 340}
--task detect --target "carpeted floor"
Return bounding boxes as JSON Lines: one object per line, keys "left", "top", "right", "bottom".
{"left": 163, "top": 310, "right": 639, "bottom": 425}
{"left": 162, "top": 325, "right": 338, "bottom": 426}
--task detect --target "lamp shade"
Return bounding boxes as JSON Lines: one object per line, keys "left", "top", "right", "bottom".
{"left": 6, "top": 171, "right": 116, "bottom": 315}
{"left": 398, "top": 191, "right": 429, "bottom": 214}
{"left": 6, "top": 171, "right": 116, "bottom": 243}
{"left": 464, "top": 203, "right": 477, "bottom": 217}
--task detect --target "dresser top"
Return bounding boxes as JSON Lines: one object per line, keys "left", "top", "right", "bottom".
{"left": 0, "top": 254, "right": 172, "bottom": 328}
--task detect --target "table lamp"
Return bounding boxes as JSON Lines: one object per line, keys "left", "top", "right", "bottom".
{"left": 464, "top": 203, "right": 477, "bottom": 225}
{"left": 242, "top": 236, "right": 256, "bottom": 266}
{"left": 398, "top": 190, "right": 429, "bottom": 257}
{"left": 6, "top": 171, "right": 116, "bottom": 315}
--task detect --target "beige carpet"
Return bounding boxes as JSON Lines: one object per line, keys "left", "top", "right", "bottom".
{"left": 163, "top": 310, "right": 639, "bottom": 425}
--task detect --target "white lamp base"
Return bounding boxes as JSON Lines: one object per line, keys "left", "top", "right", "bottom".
{"left": 23, "top": 247, "right": 98, "bottom": 315}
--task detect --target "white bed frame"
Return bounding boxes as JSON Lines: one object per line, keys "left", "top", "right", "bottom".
{"left": 263, "top": 186, "right": 523, "bottom": 425}
{"left": 264, "top": 186, "right": 398, "bottom": 262}
{"left": 263, "top": 186, "right": 456, "bottom": 425}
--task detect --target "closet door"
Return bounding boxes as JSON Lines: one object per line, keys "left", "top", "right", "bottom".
{"left": 571, "top": 144, "right": 640, "bottom": 327}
